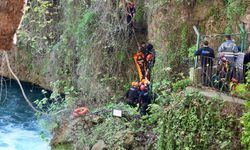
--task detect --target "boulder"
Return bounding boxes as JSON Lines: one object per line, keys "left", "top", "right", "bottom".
{"left": 91, "top": 140, "right": 107, "bottom": 150}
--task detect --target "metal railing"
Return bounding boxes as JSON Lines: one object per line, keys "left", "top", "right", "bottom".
{"left": 193, "top": 24, "right": 250, "bottom": 68}
{"left": 195, "top": 54, "right": 247, "bottom": 92}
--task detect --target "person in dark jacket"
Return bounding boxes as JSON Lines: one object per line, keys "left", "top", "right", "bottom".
{"left": 139, "top": 84, "right": 151, "bottom": 115}
{"left": 145, "top": 43, "right": 156, "bottom": 80}
{"left": 127, "top": 82, "right": 139, "bottom": 107}
{"left": 126, "top": 1, "right": 136, "bottom": 31}
{"left": 195, "top": 40, "right": 215, "bottom": 86}
{"left": 146, "top": 43, "right": 156, "bottom": 64}
{"left": 139, "top": 42, "right": 147, "bottom": 54}
{"left": 218, "top": 35, "right": 238, "bottom": 53}
{"left": 244, "top": 46, "right": 250, "bottom": 83}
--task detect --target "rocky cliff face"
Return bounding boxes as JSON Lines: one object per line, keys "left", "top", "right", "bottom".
{"left": 0, "top": 0, "right": 25, "bottom": 50}
{"left": 1, "top": 0, "right": 249, "bottom": 88}
{"left": 146, "top": 0, "right": 249, "bottom": 80}
{"left": 1, "top": 0, "right": 249, "bottom": 149}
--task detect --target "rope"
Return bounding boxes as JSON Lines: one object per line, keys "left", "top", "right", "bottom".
{"left": 132, "top": 28, "right": 140, "bottom": 48}
{"left": 3, "top": 51, "right": 47, "bottom": 114}
{"left": 122, "top": 0, "right": 140, "bottom": 47}
{"left": 3, "top": 51, "right": 70, "bottom": 116}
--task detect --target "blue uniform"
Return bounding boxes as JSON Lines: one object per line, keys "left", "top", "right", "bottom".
{"left": 127, "top": 87, "right": 139, "bottom": 107}
{"left": 195, "top": 46, "right": 215, "bottom": 67}
{"left": 195, "top": 46, "right": 215, "bottom": 86}
{"left": 218, "top": 40, "right": 238, "bottom": 53}
{"left": 139, "top": 90, "right": 151, "bottom": 115}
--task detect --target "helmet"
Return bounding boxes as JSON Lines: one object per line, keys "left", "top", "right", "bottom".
{"left": 141, "top": 79, "right": 150, "bottom": 85}
{"left": 132, "top": 82, "right": 139, "bottom": 87}
{"left": 140, "top": 85, "right": 146, "bottom": 91}
{"left": 146, "top": 54, "right": 154, "bottom": 61}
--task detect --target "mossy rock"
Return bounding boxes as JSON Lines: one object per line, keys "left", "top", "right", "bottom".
{"left": 51, "top": 144, "right": 74, "bottom": 150}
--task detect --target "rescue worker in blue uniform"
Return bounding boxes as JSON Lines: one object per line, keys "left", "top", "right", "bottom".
{"left": 139, "top": 84, "right": 151, "bottom": 115}
{"left": 127, "top": 82, "right": 139, "bottom": 107}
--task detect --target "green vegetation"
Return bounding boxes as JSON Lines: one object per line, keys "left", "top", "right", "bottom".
{"left": 224, "top": 0, "right": 248, "bottom": 33}
{"left": 18, "top": 0, "right": 138, "bottom": 107}
{"left": 149, "top": 80, "right": 240, "bottom": 149}
{"left": 172, "top": 79, "right": 191, "bottom": 92}
{"left": 241, "top": 64, "right": 250, "bottom": 149}
{"left": 156, "top": 93, "right": 237, "bottom": 149}
{"left": 49, "top": 78, "right": 241, "bottom": 149}
{"left": 52, "top": 144, "right": 74, "bottom": 150}
{"left": 13, "top": 0, "right": 250, "bottom": 149}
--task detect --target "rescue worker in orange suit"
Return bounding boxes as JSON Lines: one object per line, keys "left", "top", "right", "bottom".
{"left": 126, "top": 82, "right": 140, "bottom": 107}
{"left": 134, "top": 45, "right": 146, "bottom": 81}
{"left": 139, "top": 84, "right": 151, "bottom": 115}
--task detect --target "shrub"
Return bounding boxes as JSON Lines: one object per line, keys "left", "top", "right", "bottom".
{"left": 172, "top": 79, "right": 191, "bottom": 92}
{"left": 156, "top": 91, "right": 237, "bottom": 150}
{"left": 241, "top": 63, "right": 250, "bottom": 148}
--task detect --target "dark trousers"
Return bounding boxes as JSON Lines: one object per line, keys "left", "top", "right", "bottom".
{"left": 128, "top": 99, "right": 137, "bottom": 107}
{"left": 201, "top": 66, "right": 213, "bottom": 86}
{"left": 140, "top": 103, "right": 149, "bottom": 115}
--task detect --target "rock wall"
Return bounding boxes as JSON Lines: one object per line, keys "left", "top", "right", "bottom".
{"left": 144, "top": 0, "right": 249, "bottom": 81}
{"left": 241, "top": 6, "right": 250, "bottom": 43}
{"left": 1, "top": 1, "right": 246, "bottom": 149}
{"left": 1, "top": 0, "right": 248, "bottom": 88}
{"left": 0, "top": 0, "right": 26, "bottom": 50}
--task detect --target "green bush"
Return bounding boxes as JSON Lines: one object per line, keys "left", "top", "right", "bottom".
{"left": 241, "top": 101, "right": 250, "bottom": 149}
{"left": 156, "top": 91, "right": 237, "bottom": 150}
{"left": 241, "top": 63, "right": 250, "bottom": 149}
{"left": 172, "top": 79, "right": 191, "bottom": 92}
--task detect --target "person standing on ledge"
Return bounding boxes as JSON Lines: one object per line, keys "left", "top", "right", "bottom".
{"left": 195, "top": 40, "right": 215, "bottom": 86}
{"left": 218, "top": 35, "right": 239, "bottom": 80}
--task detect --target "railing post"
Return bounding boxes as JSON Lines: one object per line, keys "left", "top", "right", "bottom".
{"left": 246, "top": 33, "right": 249, "bottom": 50}
{"left": 193, "top": 26, "right": 200, "bottom": 68}
{"left": 239, "top": 23, "right": 245, "bottom": 52}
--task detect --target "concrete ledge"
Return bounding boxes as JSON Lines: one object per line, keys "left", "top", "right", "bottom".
{"left": 186, "top": 86, "right": 245, "bottom": 104}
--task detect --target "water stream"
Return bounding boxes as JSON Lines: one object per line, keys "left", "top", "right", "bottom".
{"left": 0, "top": 78, "right": 50, "bottom": 150}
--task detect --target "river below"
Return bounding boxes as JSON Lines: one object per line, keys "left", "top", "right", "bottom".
{"left": 0, "top": 78, "right": 50, "bottom": 150}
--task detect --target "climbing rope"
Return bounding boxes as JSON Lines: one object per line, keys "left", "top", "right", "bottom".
{"left": 4, "top": 51, "right": 47, "bottom": 114}
{"left": 4, "top": 51, "right": 70, "bottom": 116}
{"left": 122, "top": 0, "right": 140, "bottom": 47}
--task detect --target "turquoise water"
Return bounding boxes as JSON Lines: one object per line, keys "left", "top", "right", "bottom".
{"left": 0, "top": 78, "right": 50, "bottom": 150}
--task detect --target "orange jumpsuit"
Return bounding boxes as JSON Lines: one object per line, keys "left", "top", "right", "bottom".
{"left": 134, "top": 52, "right": 146, "bottom": 81}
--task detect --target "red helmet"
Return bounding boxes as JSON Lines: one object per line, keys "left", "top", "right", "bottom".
{"left": 146, "top": 54, "right": 154, "bottom": 61}
{"left": 140, "top": 85, "right": 146, "bottom": 91}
